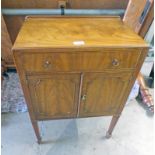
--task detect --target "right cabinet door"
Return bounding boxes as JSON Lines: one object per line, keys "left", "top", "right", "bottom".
{"left": 79, "top": 72, "right": 132, "bottom": 117}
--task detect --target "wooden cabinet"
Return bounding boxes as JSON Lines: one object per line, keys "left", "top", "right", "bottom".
{"left": 13, "top": 16, "right": 148, "bottom": 143}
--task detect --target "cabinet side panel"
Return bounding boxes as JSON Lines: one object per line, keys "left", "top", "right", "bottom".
{"left": 13, "top": 50, "right": 37, "bottom": 120}
{"left": 116, "top": 48, "right": 149, "bottom": 115}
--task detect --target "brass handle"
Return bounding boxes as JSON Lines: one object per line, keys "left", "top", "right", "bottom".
{"left": 44, "top": 61, "right": 51, "bottom": 68}
{"left": 112, "top": 59, "right": 119, "bottom": 67}
{"left": 81, "top": 94, "right": 86, "bottom": 101}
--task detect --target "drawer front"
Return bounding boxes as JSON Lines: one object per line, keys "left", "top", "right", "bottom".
{"left": 21, "top": 49, "right": 141, "bottom": 72}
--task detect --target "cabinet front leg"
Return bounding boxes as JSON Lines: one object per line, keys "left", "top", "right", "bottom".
{"left": 106, "top": 115, "right": 120, "bottom": 138}
{"left": 31, "top": 119, "right": 42, "bottom": 144}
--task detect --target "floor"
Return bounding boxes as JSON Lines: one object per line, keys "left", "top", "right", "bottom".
{"left": 1, "top": 73, "right": 27, "bottom": 113}
{"left": 1, "top": 93, "right": 154, "bottom": 155}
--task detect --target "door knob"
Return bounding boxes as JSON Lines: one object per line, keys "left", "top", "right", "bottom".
{"left": 81, "top": 94, "right": 86, "bottom": 101}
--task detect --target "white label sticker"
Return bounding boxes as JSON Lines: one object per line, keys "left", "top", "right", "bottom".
{"left": 73, "top": 41, "right": 85, "bottom": 46}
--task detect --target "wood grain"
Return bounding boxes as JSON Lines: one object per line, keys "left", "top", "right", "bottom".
{"left": 3, "top": 15, "right": 25, "bottom": 44}
{"left": 139, "top": 1, "right": 154, "bottom": 37}
{"left": 27, "top": 73, "right": 80, "bottom": 120}
{"left": 79, "top": 72, "right": 132, "bottom": 117}
{"left": 123, "top": 0, "right": 154, "bottom": 33}
{"left": 13, "top": 16, "right": 148, "bottom": 49}
{"left": 19, "top": 49, "right": 141, "bottom": 73}
{"left": 2, "top": 0, "right": 129, "bottom": 46}
{"left": 1, "top": 15, "right": 14, "bottom": 66}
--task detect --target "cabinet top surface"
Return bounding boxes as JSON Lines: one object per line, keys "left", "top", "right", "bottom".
{"left": 13, "top": 16, "right": 148, "bottom": 50}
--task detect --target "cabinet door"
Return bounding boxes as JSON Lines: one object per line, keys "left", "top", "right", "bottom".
{"left": 79, "top": 72, "right": 132, "bottom": 117}
{"left": 27, "top": 73, "right": 80, "bottom": 120}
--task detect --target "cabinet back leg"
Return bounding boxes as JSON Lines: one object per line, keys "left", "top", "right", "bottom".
{"left": 106, "top": 115, "right": 120, "bottom": 138}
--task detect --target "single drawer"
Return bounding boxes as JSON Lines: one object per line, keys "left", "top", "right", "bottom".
{"left": 21, "top": 49, "right": 141, "bottom": 72}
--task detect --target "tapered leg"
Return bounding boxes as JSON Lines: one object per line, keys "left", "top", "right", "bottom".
{"left": 31, "top": 119, "right": 42, "bottom": 144}
{"left": 106, "top": 115, "right": 120, "bottom": 138}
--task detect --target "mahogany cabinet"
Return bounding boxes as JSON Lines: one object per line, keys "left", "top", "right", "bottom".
{"left": 13, "top": 16, "right": 148, "bottom": 143}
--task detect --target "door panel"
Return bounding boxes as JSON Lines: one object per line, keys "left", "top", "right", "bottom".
{"left": 27, "top": 73, "right": 80, "bottom": 120}
{"left": 79, "top": 72, "right": 132, "bottom": 117}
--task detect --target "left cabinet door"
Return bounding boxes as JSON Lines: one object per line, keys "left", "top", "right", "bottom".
{"left": 27, "top": 73, "right": 81, "bottom": 120}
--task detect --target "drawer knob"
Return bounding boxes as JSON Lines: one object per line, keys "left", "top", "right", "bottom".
{"left": 44, "top": 61, "right": 51, "bottom": 68}
{"left": 112, "top": 59, "right": 119, "bottom": 66}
